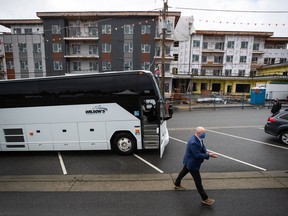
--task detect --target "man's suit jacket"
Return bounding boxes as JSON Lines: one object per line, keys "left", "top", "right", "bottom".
{"left": 183, "top": 134, "right": 209, "bottom": 171}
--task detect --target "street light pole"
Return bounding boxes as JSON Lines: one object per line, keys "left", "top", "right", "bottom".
{"left": 161, "top": 0, "right": 168, "bottom": 98}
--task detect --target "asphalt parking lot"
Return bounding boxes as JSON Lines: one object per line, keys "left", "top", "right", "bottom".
{"left": 1, "top": 107, "right": 287, "bottom": 216}
{"left": 0, "top": 107, "right": 287, "bottom": 176}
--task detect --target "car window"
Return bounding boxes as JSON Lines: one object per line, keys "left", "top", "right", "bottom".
{"left": 279, "top": 113, "right": 288, "bottom": 120}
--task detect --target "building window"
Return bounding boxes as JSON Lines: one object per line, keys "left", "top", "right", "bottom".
{"left": 226, "top": 55, "right": 233, "bottom": 63}
{"left": 253, "top": 43, "right": 260, "bottom": 51}
{"left": 73, "top": 62, "right": 81, "bottom": 71}
{"left": 13, "top": 28, "right": 21, "bottom": 34}
{"left": 52, "top": 25, "right": 61, "bottom": 34}
{"left": 173, "top": 54, "right": 178, "bottom": 61}
{"left": 24, "top": 28, "right": 32, "bottom": 34}
{"left": 241, "top": 41, "right": 248, "bottom": 49}
{"left": 250, "top": 70, "right": 256, "bottom": 77}
{"left": 141, "top": 62, "right": 150, "bottom": 70}
{"left": 72, "top": 44, "right": 81, "bottom": 54}
{"left": 102, "top": 43, "right": 111, "bottom": 53}
{"left": 6, "top": 61, "right": 14, "bottom": 69}
{"left": 89, "top": 62, "right": 98, "bottom": 70}
{"left": 192, "top": 55, "right": 199, "bottom": 62}
{"left": 102, "top": 61, "right": 111, "bottom": 71}
{"left": 124, "top": 25, "right": 133, "bottom": 34}
{"left": 201, "top": 69, "right": 206, "bottom": 75}
{"left": 89, "top": 45, "right": 98, "bottom": 54}
{"left": 20, "top": 61, "right": 28, "bottom": 70}
{"left": 240, "top": 56, "right": 247, "bottom": 63}
{"left": 236, "top": 84, "right": 250, "bottom": 93}
{"left": 165, "top": 46, "right": 171, "bottom": 55}
{"left": 193, "top": 40, "right": 200, "bottom": 48}
{"left": 238, "top": 70, "right": 245, "bottom": 76}
{"left": 225, "top": 69, "right": 232, "bottom": 76}
{"left": 215, "top": 42, "right": 224, "bottom": 50}
{"left": 4, "top": 43, "right": 13, "bottom": 52}
{"left": 280, "top": 58, "right": 287, "bottom": 63}
{"left": 174, "top": 41, "right": 179, "bottom": 47}
{"left": 19, "top": 43, "right": 27, "bottom": 52}
{"left": 124, "top": 61, "right": 133, "bottom": 70}
{"left": 102, "top": 25, "right": 111, "bottom": 34}
{"left": 227, "top": 41, "right": 234, "bottom": 48}
{"left": 191, "top": 68, "right": 198, "bottom": 75}
{"left": 165, "top": 63, "right": 170, "bottom": 72}
{"left": 89, "top": 27, "right": 98, "bottom": 37}
{"left": 155, "top": 45, "right": 161, "bottom": 56}
{"left": 33, "top": 43, "right": 41, "bottom": 53}
{"left": 212, "top": 83, "right": 221, "bottom": 92}
{"left": 53, "top": 61, "right": 63, "bottom": 70}
{"left": 141, "top": 44, "right": 151, "bottom": 53}
{"left": 69, "top": 27, "right": 81, "bottom": 37}
{"left": 124, "top": 43, "right": 133, "bottom": 53}
{"left": 202, "top": 42, "right": 208, "bottom": 49}
{"left": 201, "top": 56, "right": 207, "bottom": 63}
{"left": 53, "top": 43, "right": 62, "bottom": 53}
{"left": 141, "top": 25, "right": 151, "bottom": 34}
{"left": 213, "top": 70, "right": 221, "bottom": 76}
{"left": 214, "top": 56, "right": 223, "bottom": 63}
{"left": 252, "top": 56, "right": 258, "bottom": 63}
{"left": 34, "top": 61, "right": 42, "bottom": 70}
{"left": 264, "top": 58, "right": 275, "bottom": 65}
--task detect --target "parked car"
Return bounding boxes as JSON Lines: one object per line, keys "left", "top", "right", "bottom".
{"left": 264, "top": 109, "right": 288, "bottom": 145}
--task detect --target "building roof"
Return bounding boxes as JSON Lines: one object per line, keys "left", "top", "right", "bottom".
{"left": 37, "top": 11, "right": 181, "bottom": 23}
{"left": 0, "top": 11, "right": 181, "bottom": 29}
{"left": 0, "top": 19, "right": 42, "bottom": 28}
{"left": 265, "top": 37, "right": 288, "bottom": 42}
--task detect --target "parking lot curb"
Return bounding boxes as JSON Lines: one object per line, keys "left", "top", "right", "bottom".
{"left": 0, "top": 171, "right": 287, "bottom": 192}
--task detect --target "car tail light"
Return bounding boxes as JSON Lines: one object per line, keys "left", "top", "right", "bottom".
{"left": 267, "top": 117, "right": 277, "bottom": 123}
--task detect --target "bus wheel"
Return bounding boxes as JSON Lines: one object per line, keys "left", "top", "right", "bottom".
{"left": 112, "top": 133, "right": 136, "bottom": 155}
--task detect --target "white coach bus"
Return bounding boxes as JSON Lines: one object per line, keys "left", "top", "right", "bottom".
{"left": 0, "top": 71, "right": 173, "bottom": 157}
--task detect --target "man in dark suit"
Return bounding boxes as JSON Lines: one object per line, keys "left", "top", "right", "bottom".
{"left": 173, "top": 126, "right": 218, "bottom": 205}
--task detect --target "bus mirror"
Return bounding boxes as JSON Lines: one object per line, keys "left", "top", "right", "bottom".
{"left": 164, "top": 115, "right": 172, "bottom": 121}
{"left": 168, "top": 104, "right": 173, "bottom": 116}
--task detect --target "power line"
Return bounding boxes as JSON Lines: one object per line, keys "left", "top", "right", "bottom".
{"left": 171, "top": 6, "right": 288, "bottom": 14}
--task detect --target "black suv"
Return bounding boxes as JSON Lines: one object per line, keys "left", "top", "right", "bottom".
{"left": 265, "top": 109, "right": 288, "bottom": 145}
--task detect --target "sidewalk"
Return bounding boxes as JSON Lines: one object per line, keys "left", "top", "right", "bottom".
{"left": 174, "top": 102, "right": 288, "bottom": 111}
{"left": 0, "top": 171, "right": 287, "bottom": 192}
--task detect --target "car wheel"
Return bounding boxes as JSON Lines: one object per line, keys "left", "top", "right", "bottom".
{"left": 112, "top": 133, "right": 136, "bottom": 155}
{"left": 279, "top": 131, "right": 288, "bottom": 145}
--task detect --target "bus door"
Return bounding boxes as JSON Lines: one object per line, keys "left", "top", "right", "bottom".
{"left": 141, "top": 98, "right": 160, "bottom": 151}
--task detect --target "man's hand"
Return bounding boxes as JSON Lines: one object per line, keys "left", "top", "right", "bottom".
{"left": 208, "top": 151, "right": 218, "bottom": 158}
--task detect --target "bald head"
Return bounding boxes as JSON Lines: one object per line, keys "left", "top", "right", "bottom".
{"left": 195, "top": 126, "right": 206, "bottom": 134}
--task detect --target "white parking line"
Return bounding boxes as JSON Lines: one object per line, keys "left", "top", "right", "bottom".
{"left": 207, "top": 129, "right": 288, "bottom": 150}
{"left": 170, "top": 136, "right": 267, "bottom": 171}
{"left": 57, "top": 152, "right": 68, "bottom": 175}
{"left": 133, "top": 154, "right": 164, "bottom": 173}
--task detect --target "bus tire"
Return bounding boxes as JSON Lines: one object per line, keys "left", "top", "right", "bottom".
{"left": 112, "top": 132, "right": 136, "bottom": 155}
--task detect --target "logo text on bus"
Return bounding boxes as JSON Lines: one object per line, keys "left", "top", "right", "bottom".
{"left": 85, "top": 105, "right": 108, "bottom": 114}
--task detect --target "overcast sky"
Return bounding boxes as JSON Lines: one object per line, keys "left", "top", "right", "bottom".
{"left": 0, "top": 0, "right": 287, "bottom": 37}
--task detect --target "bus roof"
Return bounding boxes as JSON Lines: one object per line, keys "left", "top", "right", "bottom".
{"left": 0, "top": 70, "right": 154, "bottom": 83}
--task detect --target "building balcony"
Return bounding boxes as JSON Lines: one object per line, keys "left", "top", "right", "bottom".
{"left": 154, "top": 55, "right": 175, "bottom": 62}
{"left": 252, "top": 50, "right": 265, "bottom": 54}
{"left": 251, "top": 63, "right": 262, "bottom": 69}
{"left": 154, "top": 35, "right": 175, "bottom": 43}
{"left": 202, "top": 49, "right": 225, "bottom": 53}
{"left": 64, "top": 34, "right": 99, "bottom": 41}
{"left": 201, "top": 62, "right": 223, "bottom": 67}
{"left": 64, "top": 54, "right": 99, "bottom": 59}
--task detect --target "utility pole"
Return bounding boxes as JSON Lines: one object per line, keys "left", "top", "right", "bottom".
{"left": 161, "top": 0, "right": 168, "bottom": 98}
